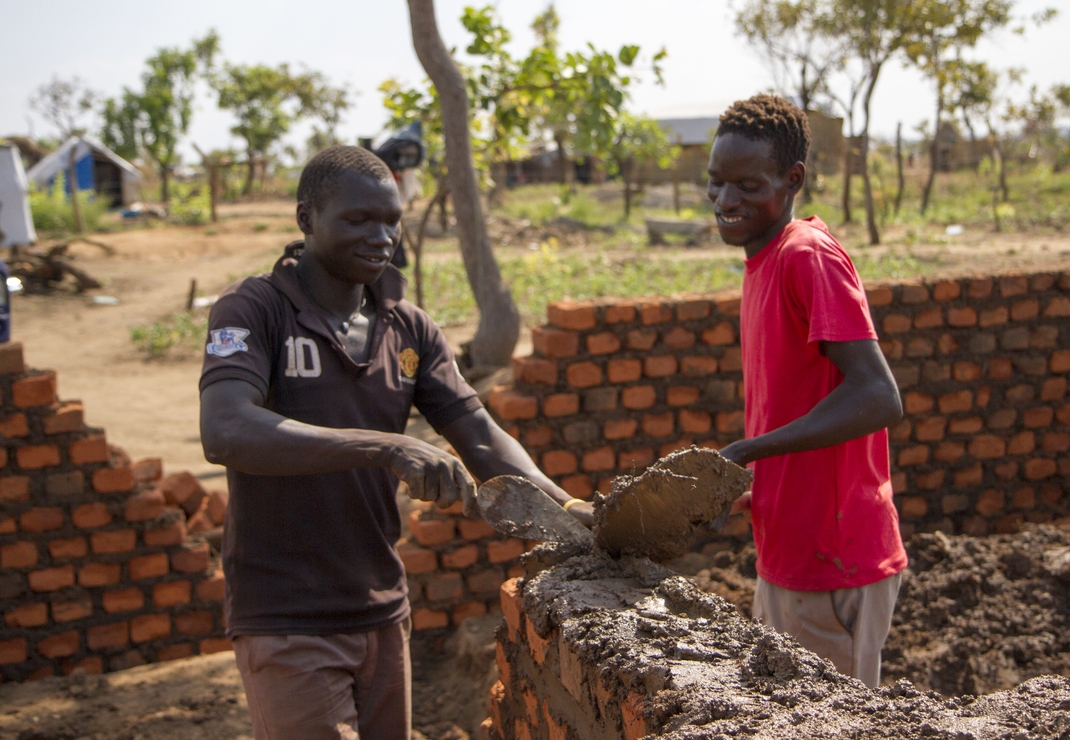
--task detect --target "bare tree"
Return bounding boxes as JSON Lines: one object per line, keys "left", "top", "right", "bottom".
{"left": 407, "top": 0, "right": 520, "bottom": 368}
{"left": 29, "top": 76, "right": 98, "bottom": 139}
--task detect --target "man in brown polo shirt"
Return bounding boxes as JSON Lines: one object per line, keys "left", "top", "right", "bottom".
{"left": 199, "top": 146, "right": 590, "bottom": 740}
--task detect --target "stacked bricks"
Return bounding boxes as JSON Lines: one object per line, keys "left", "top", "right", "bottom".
{"left": 490, "top": 271, "right": 1070, "bottom": 541}
{"left": 400, "top": 501, "right": 532, "bottom": 631}
{"left": 0, "top": 343, "right": 227, "bottom": 681}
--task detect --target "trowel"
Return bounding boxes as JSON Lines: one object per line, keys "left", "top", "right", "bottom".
{"left": 476, "top": 475, "right": 594, "bottom": 549}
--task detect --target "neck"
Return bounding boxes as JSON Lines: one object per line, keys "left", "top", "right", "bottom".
{"left": 295, "top": 251, "right": 365, "bottom": 319}
{"left": 743, "top": 207, "right": 795, "bottom": 260}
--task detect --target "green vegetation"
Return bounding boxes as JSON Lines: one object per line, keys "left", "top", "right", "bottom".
{"left": 167, "top": 182, "right": 212, "bottom": 226}
{"left": 28, "top": 174, "right": 110, "bottom": 234}
{"left": 129, "top": 312, "right": 208, "bottom": 357}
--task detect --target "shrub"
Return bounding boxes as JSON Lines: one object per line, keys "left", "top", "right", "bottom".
{"left": 27, "top": 173, "right": 109, "bottom": 234}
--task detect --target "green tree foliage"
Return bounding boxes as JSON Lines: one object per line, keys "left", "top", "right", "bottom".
{"left": 100, "top": 32, "right": 219, "bottom": 203}
{"left": 211, "top": 62, "right": 351, "bottom": 193}
{"left": 608, "top": 113, "right": 680, "bottom": 218}
{"left": 29, "top": 76, "right": 98, "bottom": 139}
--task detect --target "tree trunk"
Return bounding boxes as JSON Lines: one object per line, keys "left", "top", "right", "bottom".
{"left": 842, "top": 149, "right": 852, "bottom": 224}
{"left": 67, "top": 147, "right": 85, "bottom": 235}
{"left": 160, "top": 165, "right": 171, "bottom": 206}
{"left": 554, "top": 131, "right": 572, "bottom": 187}
{"left": 894, "top": 122, "right": 905, "bottom": 216}
{"left": 244, "top": 149, "right": 256, "bottom": 195}
{"left": 438, "top": 191, "right": 449, "bottom": 233}
{"left": 997, "top": 141, "right": 1009, "bottom": 202}
{"left": 920, "top": 95, "right": 942, "bottom": 216}
{"left": 407, "top": 0, "right": 520, "bottom": 367}
{"left": 860, "top": 68, "right": 882, "bottom": 246}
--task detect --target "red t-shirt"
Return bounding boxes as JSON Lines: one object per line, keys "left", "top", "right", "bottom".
{"left": 741, "top": 217, "right": 907, "bottom": 592}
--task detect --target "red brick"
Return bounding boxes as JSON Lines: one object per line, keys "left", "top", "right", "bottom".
{"left": 29, "top": 565, "right": 75, "bottom": 592}
{"left": 1024, "top": 458, "right": 1057, "bottom": 480}
{"left": 934, "top": 441, "right": 965, "bottom": 462}
{"left": 607, "top": 359, "right": 641, "bottom": 383}
{"left": 719, "top": 347, "right": 742, "bottom": 372}
{"left": 621, "top": 693, "right": 652, "bottom": 740}
{"left": 917, "top": 470, "right": 946, "bottom": 490}
{"left": 0, "top": 341, "right": 25, "bottom": 373}
{"left": 171, "top": 543, "right": 210, "bottom": 574}
{"left": 666, "top": 387, "right": 700, "bottom": 408}
{"left": 0, "top": 413, "right": 28, "bottom": 438}
{"left": 199, "top": 637, "right": 233, "bottom": 654}
{"left": 604, "top": 303, "right": 636, "bottom": 324}
{"left": 716, "top": 295, "right": 741, "bottom": 316}
{"left": 143, "top": 519, "right": 186, "bottom": 547}
{"left": 679, "top": 356, "right": 717, "bottom": 377}
{"left": 642, "top": 412, "right": 674, "bottom": 437}
{"left": 999, "top": 275, "right": 1028, "bottom": 296}
{"left": 676, "top": 299, "right": 711, "bottom": 321}
{"left": 663, "top": 327, "right": 695, "bottom": 350}
{"left": 51, "top": 595, "right": 92, "bottom": 623}
{"left": 1044, "top": 296, "right": 1070, "bottom": 317}
{"left": 715, "top": 411, "right": 744, "bottom": 434}
{"left": 172, "top": 610, "right": 212, "bottom": 635}
{"left": 889, "top": 420, "right": 912, "bottom": 441}
{"left": 458, "top": 518, "right": 496, "bottom": 541}
{"left": 902, "top": 392, "right": 933, "bottom": 415}
{"left": 979, "top": 307, "right": 1009, "bottom": 327}
{"left": 586, "top": 332, "right": 621, "bottom": 355}
{"left": 205, "top": 490, "right": 228, "bottom": 525}
{"left": 899, "top": 496, "right": 928, "bottom": 519}
{"left": 543, "top": 393, "right": 579, "bottom": 418}
{"left": 531, "top": 327, "right": 579, "bottom": 358}
{"left": 407, "top": 511, "right": 455, "bottom": 547}
{"left": 0, "top": 475, "right": 28, "bottom": 503}
{"left": 129, "top": 552, "right": 169, "bottom": 581}
{"left": 131, "top": 613, "right": 171, "bottom": 643}
{"left": 1032, "top": 273, "right": 1057, "bottom": 291}
{"left": 425, "top": 571, "right": 464, "bottom": 601}
{"left": 90, "top": 528, "right": 136, "bottom": 555}
{"left": 0, "top": 638, "right": 27, "bottom": 665}
{"left": 931, "top": 280, "right": 961, "bottom": 301}
{"left": 939, "top": 390, "right": 973, "bottom": 414}
{"left": 24, "top": 508, "right": 66, "bottom": 535}
{"left": 897, "top": 446, "right": 929, "bottom": 466}
{"left": 547, "top": 301, "right": 596, "bottom": 331}
{"left": 158, "top": 643, "right": 194, "bottom": 662}
{"left": 955, "top": 464, "right": 984, "bottom": 488}
{"left": 542, "top": 450, "right": 577, "bottom": 476}
{"left": 12, "top": 372, "right": 57, "bottom": 407}
{"left": 953, "top": 361, "right": 983, "bottom": 381}
{"left": 883, "top": 314, "right": 912, "bottom": 334}
{"left": 79, "top": 562, "right": 121, "bottom": 587}
{"left": 1, "top": 541, "right": 38, "bottom": 568}
{"left": 561, "top": 474, "right": 593, "bottom": 499}
{"left": 69, "top": 435, "right": 108, "bottom": 464}
{"left": 1013, "top": 486, "right": 1036, "bottom": 510}
{"left": 1051, "top": 350, "right": 1070, "bottom": 374}
{"left": 644, "top": 355, "right": 677, "bottom": 378}
{"left": 71, "top": 502, "right": 110, "bottom": 529}
{"left": 38, "top": 631, "right": 80, "bottom": 659}
{"left": 618, "top": 448, "right": 654, "bottom": 470}
{"left": 659, "top": 438, "right": 692, "bottom": 457}
{"left": 866, "top": 285, "right": 893, "bottom": 306}
{"left": 582, "top": 446, "right": 616, "bottom": 472}
{"left": 441, "top": 544, "right": 478, "bottom": 570}
{"left": 938, "top": 333, "right": 959, "bottom": 354}
{"left": 131, "top": 457, "right": 163, "bottom": 484}
{"left": 412, "top": 608, "right": 448, "bottom": 630}
{"left": 5, "top": 603, "right": 47, "bottom": 628}
{"left": 566, "top": 361, "right": 602, "bottom": 389}
{"left": 41, "top": 403, "right": 84, "bottom": 435}
{"left": 500, "top": 577, "right": 524, "bottom": 642}
{"left": 17, "top": 444, "right": 60, "bottom": 470}
{"left": 1044, "top": 432, "right": 1070, "bottom": 453}
{"left": 913, "top": 307, "right": 943, "bottom": 329}
{"left": 621, "top": 385, "right": 657, "bottom": 410}
{"left": 915, "top": 417, "right": 947, "bottom": 442}
{"left": 1043, "top": 378, "right": 1067, "bottom": 402}
{"left": 103, "top": 587, "right": 145, "bottom": 613}
{"left": 995, "top": 461, "right": 1019, "bottom": 480}
{"left": 397, "top": 541, "right": 437, "bottom": 574}
{"left": 1022, "top": 407, "right": 1053, "bottom": 428}
{"left": 949, "top": 416, "right": 983, "bottom": 435}
{"left": 947, "top": 307, "right": 977, "bottom": 327}
{"left": 627, "top": 328, "right": 658, "bottom": 351}
{"left": 1011, "top": 298, "right": 1039, "bottom": 321}
{"left": 196, "top": 573, "right": 226, "bottom": 602}
{"left": 91, "top": 466, "right": 133, "bottom": 495}
{"left": 604, "top": 418, "right": 638, "bottom": 440}
{"left": 970, "top": 435, "right": 1006, "bottom": 459}
{"left": 154, "top": 580, "right": 192, "bottom": 607}
{"left": 487, "top": 387, "right": 537, "bottom": 422}
{"left": 467, "top": 568, "right": 506, "bottom": 594}
{"left": 122, "top": 490, "right": 166, "bottom": 523}
{"left": 702, "top": 322, "right": 735, "bottom": 346}
{"left": 640, "top": 301, "right": 673, "bottom": 325}
{"left": 453, "top": 601, "right": 488, "bottom": 625}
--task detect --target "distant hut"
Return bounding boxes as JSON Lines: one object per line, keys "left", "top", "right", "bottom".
{"left": 651, "top": 117, "right": 720, "bottom": 184}
{"left": 26, "top": 136, "right": 141, "bottom": 207}
{"left": 0, "top": 143, "right": 37, "bottom": 247}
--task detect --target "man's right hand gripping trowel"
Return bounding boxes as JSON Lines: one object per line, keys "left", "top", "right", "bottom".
{"left": 475, "top": 447, "right": 752, "bottom": 560}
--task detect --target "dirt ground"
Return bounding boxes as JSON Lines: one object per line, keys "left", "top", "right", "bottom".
{"left": 2, "top": 193, "right": 1070, "bottom": 738}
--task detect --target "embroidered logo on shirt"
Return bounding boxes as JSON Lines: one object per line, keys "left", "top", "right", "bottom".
{"left": 399, "top": 348, "right": 419, "bottom": 379}
{"left": 206, "top": 328, "right": 250, "bottom": 357}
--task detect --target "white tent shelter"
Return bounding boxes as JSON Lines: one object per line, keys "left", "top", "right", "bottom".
{"left": 26, "top": 135, "right": 141, "bottom": 207}
{"left": 0, "top": 144, "right": 37, "bottom": 247}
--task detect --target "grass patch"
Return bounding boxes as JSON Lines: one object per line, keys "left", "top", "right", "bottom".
{"left": 130, "top": 312, "right": 208, "bottom": 357}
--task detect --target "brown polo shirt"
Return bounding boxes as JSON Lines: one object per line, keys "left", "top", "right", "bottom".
{"left": 200, "top": 242, "right": 482, "bottom": 636}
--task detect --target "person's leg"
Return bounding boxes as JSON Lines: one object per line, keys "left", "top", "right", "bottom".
{"left": 831, "top": 572, "right": 902, "bottom": 688}
{"left": 353, "top": 619, "right": 412, "bottom": 740}
{"left": 234, "top": 634, "right": 364, "bottom": 740}
{"left": 753, "top": 576, "right": 854, "bottom": 677}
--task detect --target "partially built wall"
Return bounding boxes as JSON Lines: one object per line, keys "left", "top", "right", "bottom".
{"left": 489, "top": 271, "right": 1070, "bottom": 540}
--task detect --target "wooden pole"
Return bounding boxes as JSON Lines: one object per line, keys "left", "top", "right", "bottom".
{"left": 67, "top": 141, "right": 85, "bottom": 235}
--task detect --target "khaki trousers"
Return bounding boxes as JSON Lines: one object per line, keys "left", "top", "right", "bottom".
{"left": 234, "top": 620, "right": 411, "bottom": 740}
{"left": 753, "top": 573, "right": 901, "bottom": 688}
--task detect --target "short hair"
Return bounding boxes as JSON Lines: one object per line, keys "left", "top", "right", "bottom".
{"left": 297, "top": 145, "right": 394, "bottom": 211}
{"left": 717, "top": 94, "right": 811, "bottom": 174}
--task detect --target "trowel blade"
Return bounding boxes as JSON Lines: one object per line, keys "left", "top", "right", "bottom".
{"left": 476, "top": 475, "right": 594, "bottom": 549}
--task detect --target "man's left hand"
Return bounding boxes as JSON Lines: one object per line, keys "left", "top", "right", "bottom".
{"left": 565, "top": 500, "right": 594, "bottom": 528}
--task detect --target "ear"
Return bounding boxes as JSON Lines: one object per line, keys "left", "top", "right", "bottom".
{"left": 785, "top": 161, "right": 806, "bottom": 196}
{"left": 296, "top": 201, "right": 314, "bottom": 235}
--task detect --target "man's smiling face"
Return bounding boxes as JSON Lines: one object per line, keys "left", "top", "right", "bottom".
{"left": 707, "top": 132, "right": 803, "bottom": 258}
{"left": 298, "top": 170, "right": 403, "bottom": 286}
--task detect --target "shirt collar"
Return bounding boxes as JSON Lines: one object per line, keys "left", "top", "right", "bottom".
{"left": 270, "top": 240, "right": 407, "bottom": 312}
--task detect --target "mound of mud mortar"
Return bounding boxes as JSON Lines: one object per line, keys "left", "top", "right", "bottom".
{"left": 883, "top": 524, "right": 1070, "bottom": 696}
{"left": 508, "top": 548, "right": 1070, "bottom": 739}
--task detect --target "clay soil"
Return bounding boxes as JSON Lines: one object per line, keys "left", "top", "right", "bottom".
{"left": 1, "top": 196, "right": 1070, "bottom": 737}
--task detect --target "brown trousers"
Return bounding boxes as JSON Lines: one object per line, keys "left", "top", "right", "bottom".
{"left": 234, "top": 620, "right": 411, "bottom": 740}
{"left": 753, "top": 573, "right": 901, "bottom": 688}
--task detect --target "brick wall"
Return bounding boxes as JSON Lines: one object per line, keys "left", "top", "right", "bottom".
{"left": 488, "top": 271, "right": 1070, "bottom": 540}
{"left": 0, "top": 343, "right": 227, "bottom": 681}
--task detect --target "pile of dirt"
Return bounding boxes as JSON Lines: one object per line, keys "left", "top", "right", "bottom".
{"left": 883, "top": 524, "right": 1070, "bottom": 696}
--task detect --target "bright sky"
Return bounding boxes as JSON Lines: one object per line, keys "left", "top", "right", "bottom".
{"left": 2, "top": 0, "right": 1065, "bottom": 163}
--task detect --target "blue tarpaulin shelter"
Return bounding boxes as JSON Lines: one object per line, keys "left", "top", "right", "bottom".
{"left": 26, "top": 136, "right": 141, "bottom": 207}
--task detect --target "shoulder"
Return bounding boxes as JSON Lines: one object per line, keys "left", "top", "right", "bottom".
{"left": 210, "top": 274, "right": 286, "bottom": 328}
{"left": 218, "top": 273, "right": 277, "bottom": 302}
{"left": 392, "top": 299, "right": 444, "bottom": 339}
{"left": 779, "top": 221, "right": 853, "bottom": 273}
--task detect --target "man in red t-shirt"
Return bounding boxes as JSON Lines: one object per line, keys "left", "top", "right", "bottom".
{"left": 709, "top": 95, "right": 907, "bottom": 688}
